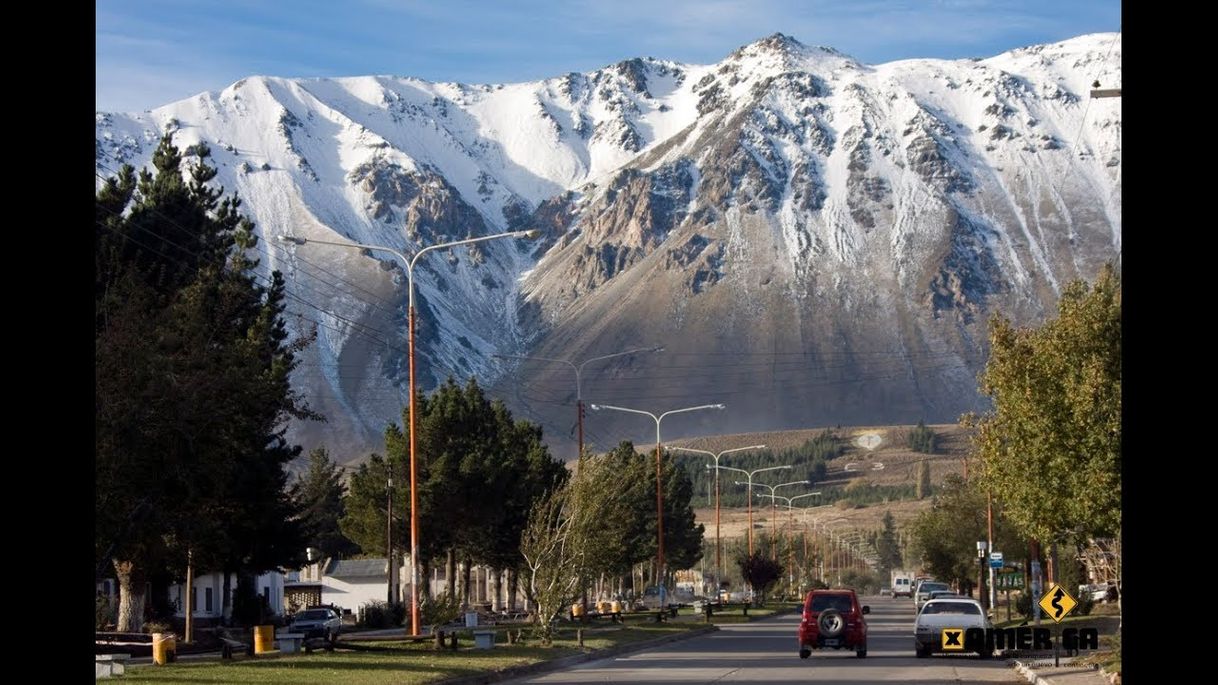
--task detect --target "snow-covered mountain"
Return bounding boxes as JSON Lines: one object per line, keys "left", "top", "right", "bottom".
{"left": 95, "top": 33, "right": 1121, "bottom": 462}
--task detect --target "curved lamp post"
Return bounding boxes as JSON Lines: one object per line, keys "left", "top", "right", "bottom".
{"left": 669, "top": 445, "right": 766, "bottom": 599}
{"left": 741, "top": 480, "right": 806, "bottom": 559}
{"left": 716, "top": 465, "right": 791, "bottom": 556}
{"left": 279, "top": 228, "right": 538, "bottom": 635}
{"left": 493, "top": 347, "right": 663, "bottom": 459}
{"left": 589, "top": 402, "right": 724, "bottom": 610}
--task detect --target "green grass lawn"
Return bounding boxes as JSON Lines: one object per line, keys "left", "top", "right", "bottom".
{"left": 119, "top": 623, "right": 705, "bottom": 684}
{"left": 673, "top": 602, "right": 800, "bottom": 623}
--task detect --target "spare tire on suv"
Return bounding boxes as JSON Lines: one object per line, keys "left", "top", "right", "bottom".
{"left": 797, "top": 589, "right": 870, "bottom": 659}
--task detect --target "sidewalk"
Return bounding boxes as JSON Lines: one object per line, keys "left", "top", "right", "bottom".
{"left": 1012, "top": 658, "right": 1119, "bottom": 685}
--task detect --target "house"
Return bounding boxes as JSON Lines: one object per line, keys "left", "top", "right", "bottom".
{"left": 319, "top": 558, "right": 397, "bottom": 615}
{"left": 166, "top": 571, "right": 285, "bottom": 622}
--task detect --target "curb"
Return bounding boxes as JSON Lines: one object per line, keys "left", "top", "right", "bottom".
{"left": 1011, "top": 658, "right": 1111, "bottom": 685}
{"left": 435, "top": 624, "right": 719, "bottom": 685}
{"left": 1013, "top": 659, "right": 1058, "bottom": 685}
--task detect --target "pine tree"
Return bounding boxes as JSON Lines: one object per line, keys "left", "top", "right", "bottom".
{"left": 96, "top": 135, "right": 318, "bottom": 630}
{"left": 875, "top": 512, "right": 902, "bottom": 575}
{"left": 296, "top": 447, "right": 359, "bottom": 559}
{"left": 339, "top": 454, "right": 398, "bottom": 556}
{"left": 916, "top": 460, "right": 931, "bottom": 500}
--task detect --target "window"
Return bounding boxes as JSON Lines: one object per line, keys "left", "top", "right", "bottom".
{"left": 205, "top": 587, "right": 213, "bottom": 613}
{"left": 921, "top": 601, "right": 979, "bottom": 615}
{"left": 191, "top": 586, "right": 198, "bottom": 613}
{"left": 807, "top": 594, "right": 854, "bottom": 613}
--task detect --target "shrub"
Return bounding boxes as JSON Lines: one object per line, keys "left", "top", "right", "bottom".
{"left": 144, "top": 620, "right": 173, "bottom": 635}
{"left": 360, "top": 601, "right": 406, "bottom": 629}
{"left": 907, "top": 421, "right": 936, "bottom": 454}
{"left": 419, "top": 593, "right": 462, "bottom": 628}
{"left": 1075, "top": 593, "right": 1095, "bottom": 616}
{"left": 95, "top": 594, "right": 116, "bottom": 631}
{"left": 1014, "top": 590, "right": 1036, "bottom": 618}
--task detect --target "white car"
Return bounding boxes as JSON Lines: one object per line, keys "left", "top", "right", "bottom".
{"left": 914, "top": 597, "right": 993, "bottom": 658}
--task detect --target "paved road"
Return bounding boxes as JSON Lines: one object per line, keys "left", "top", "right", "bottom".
{"left": 503, "top": 596, "right": 1024, "bottom": 684}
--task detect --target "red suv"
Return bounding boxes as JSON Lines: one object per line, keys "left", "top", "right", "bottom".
{"left": 798, "top": 589, "right": 869, "bottom": 658}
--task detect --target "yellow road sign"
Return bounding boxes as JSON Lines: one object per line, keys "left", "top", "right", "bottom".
{"left": 1038, "top": 584, "right": 1078, "bottom": 623}
{"left": 941, "top": 628, "right": 964, "bottom": 650}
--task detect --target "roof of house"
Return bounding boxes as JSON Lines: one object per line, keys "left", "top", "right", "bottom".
{"left": 324, "top": 558, "right": 388, "bottom": 579}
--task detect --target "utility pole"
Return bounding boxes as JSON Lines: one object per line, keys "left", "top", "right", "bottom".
{"left": 184, "top": 548, "right": 194, "bottom": 643}
{"left": 987, "top": 491, "right": 996, "bottom": 612}
{"left": 387, "top": 478, "right": 395, "bottom": 605}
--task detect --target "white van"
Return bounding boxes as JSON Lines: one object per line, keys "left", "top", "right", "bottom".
{"left": 891, "top": 571, "right": 914, "bottom": 598}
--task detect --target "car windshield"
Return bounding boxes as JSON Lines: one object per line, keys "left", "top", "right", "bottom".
{"left": 921, "top": 601, "right": 980, "bottom": 615}
{"left": 296, "top": 609, "right": 330, "bottom": 620}
{"left": 920, "top": 583, "right": 949, "bottom": 594}
{"left": 807, "top": 594, "right": 854, "bottom": 613}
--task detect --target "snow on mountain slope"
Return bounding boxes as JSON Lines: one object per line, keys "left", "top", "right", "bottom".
{"left": 96, "top": 33, "right": 1120, "bottom": 461}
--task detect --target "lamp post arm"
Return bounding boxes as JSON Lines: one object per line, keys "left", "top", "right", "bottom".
{"left": 576, "top": 346, "right": 664, "bottom": 375}
{"left": 670, "top": 446, "right": 715, "bottom": 460}
{"left": 658, "top": 404, "right": 725, "bottom": 423}
{"left": 718, "top": 445, "right": 767, "bottom": 459}
{"left": 716, "top": 465, "right": 750, "bottom": 478}
{"left": 408, "top": 231, "right": 534, "bottom": 307}
{"left": 589, "top": 404, "right": 658, "bottom": 423}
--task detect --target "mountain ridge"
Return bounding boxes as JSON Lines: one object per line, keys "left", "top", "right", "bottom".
{"left": 95, "top": 33, "right": 1121, "bottom": 462}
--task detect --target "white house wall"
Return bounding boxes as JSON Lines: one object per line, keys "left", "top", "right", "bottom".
{"left": 320, "top": 576, "right": 388, "bottom": 614}
{"left": 168, "top": 571, "right": 285, "bottom": 619}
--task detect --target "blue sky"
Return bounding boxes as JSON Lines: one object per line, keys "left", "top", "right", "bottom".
{"left": 96, "top": 0, "right": 1121, "bottom": 113}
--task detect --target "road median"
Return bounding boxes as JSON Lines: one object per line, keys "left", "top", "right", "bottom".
{"left": 436, "top": 623, "right": 718, "bottom": 685}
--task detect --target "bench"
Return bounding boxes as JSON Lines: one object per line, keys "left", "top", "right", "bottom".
{"left": 95, "top": 654, "right": 130, "bottom": 678}
{"left": 219, "top": 635, "right": 254, "bottom": 659}
{"left": 276, "top": 632, "right": 306, "bottom": 654}
{"left": 472, "top": 629, "right": 496, "bottom": 649}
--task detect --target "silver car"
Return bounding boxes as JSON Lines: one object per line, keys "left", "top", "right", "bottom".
{"left": 914, "top": 597, "right": 993, "bottom": 658}
{"left": 288, "top": 606, "right": 342, "bottom": 643}
{"left": 914, "top": 581, "right": 950, "bottom": 611}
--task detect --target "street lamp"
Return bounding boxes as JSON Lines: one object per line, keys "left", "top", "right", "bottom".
{"left": 759, "top": 492, "right": 821, "bottom": 597}
{"left": 669, "top": 445, "right": 766, "bottom": 602}
{"left": 493, "top": 347, "right": 663, "bottom": 459}
{"left": 814, "top": 518, "right": 848, "bottom": 586}
{"left": 742, "top": 480, "right": 806, "bottom": 560}
{"left": 716, "top": 464, "right": 792, "bottom": 556}
{"left": 589, "top": 402, "right": 725, "bottom": 612}
{"left": 278, "top": 228, "right": 539, "bottom": 636}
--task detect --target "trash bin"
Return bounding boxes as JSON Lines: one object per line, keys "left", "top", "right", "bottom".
{"left": 152, "top": 632, "right": 176, "bottom": 665}
{"left": 253, "top": 625, "right": 275, "bottom": 654}
{"left": 464, "top": 611, "right": 479, "bottom": 628}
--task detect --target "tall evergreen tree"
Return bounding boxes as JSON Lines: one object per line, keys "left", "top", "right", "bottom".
{"left": 96, "top": 135, "right": 317, "bottom": 630}
{"left": 915, "top": 460, "right": 931, "bottom": 500}
{"left": 296, "top": 447, "right": 359, "bottom": 559}
{"left": 875, "top": 512, "right": 902, "bottom": 575}
{"left": 339, "top": 454, "right": 399, "bottom": 557}
{"left": 341, "top": 377, "right": 565, "bottom": 600}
